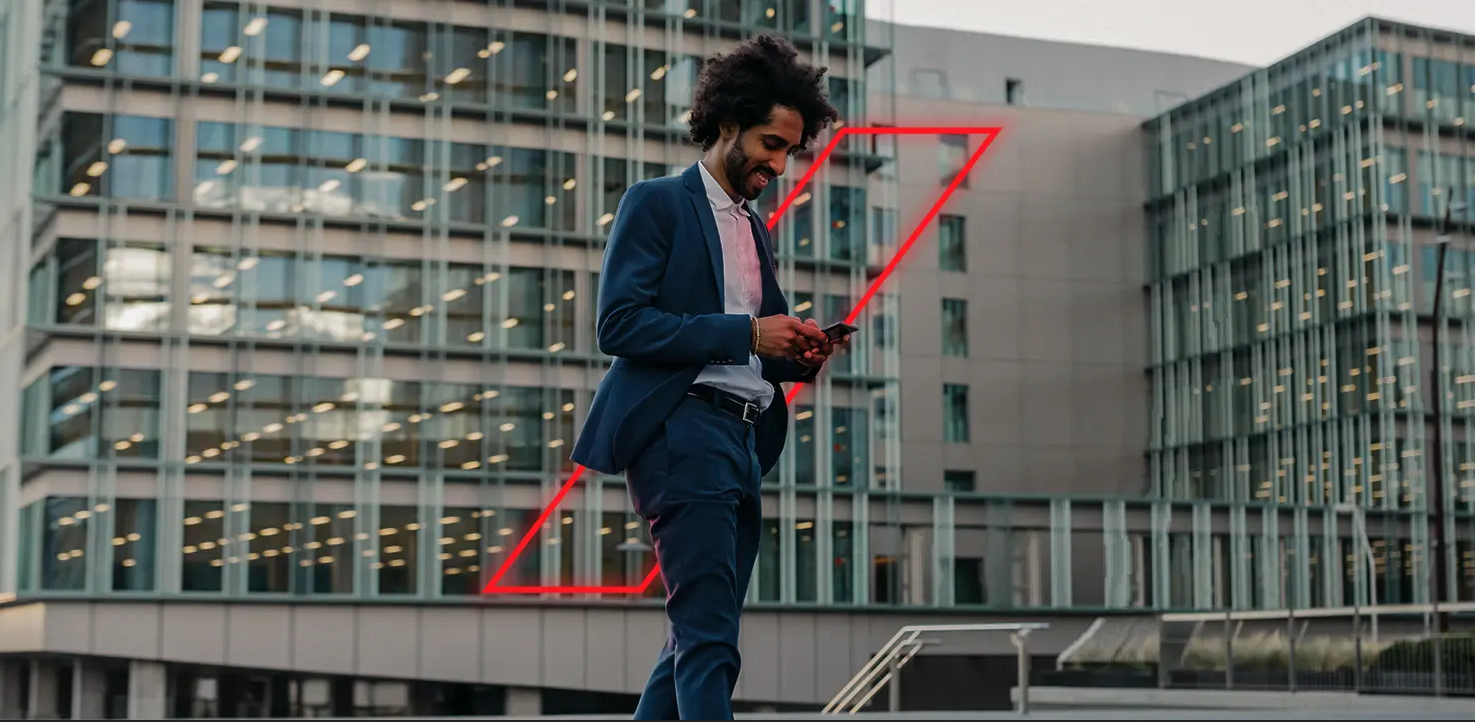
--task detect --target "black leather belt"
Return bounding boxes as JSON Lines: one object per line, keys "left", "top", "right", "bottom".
{"left": 686, "top": 384, "right": 761, "bottom": 425}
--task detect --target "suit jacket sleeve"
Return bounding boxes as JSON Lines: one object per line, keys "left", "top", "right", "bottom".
{"left": 763, "top": 357, "right": 821, "bottom": 384}
{"left": 595, "top": 183, "right": 753, "bottom": 365}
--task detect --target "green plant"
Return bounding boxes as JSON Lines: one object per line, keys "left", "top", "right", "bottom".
{"left": 1180, "top": 631, "right": 1392, "bottom": 673}
{"left": 1369, "top": 631, "right": 1475, "bottom": 674}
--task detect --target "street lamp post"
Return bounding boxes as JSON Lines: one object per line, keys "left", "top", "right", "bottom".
{"left": 1429, "top": 190, "right": 1468, "bottom": 634}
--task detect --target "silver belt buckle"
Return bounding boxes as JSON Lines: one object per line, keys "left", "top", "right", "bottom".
{"left": 741, "top": 402, "right": 760, "bottom": 424}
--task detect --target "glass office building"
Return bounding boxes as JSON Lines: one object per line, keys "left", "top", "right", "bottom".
{"left": 0, "top": 0, "right": 920, "bottom": 610}
{"left": 9, "top": 0, "right": 1472, "bottom": 659}
{"left": 1146, "top": 18, "right": 1475, "bottom": 610}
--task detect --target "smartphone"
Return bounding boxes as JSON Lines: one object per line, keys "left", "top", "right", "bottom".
{"left": 821, "top": 321, "right": 859, "bottom": 341}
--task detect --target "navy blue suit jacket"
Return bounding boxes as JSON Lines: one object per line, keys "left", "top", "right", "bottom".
{"left": 571, "top": 162, "right": 819, "bottom": 477}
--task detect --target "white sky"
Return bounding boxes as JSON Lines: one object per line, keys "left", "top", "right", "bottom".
{"left": 868, "top": 0, "right": 1475, "bottom": 66}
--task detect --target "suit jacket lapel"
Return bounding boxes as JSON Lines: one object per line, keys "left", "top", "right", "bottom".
{"left": 748, "top": 211, "right": 785, "bottom": 316}
{"left": 681, "top": 164, "right": 726, "bottom": 307}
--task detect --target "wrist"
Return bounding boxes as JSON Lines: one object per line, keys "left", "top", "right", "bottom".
{"left": 750, "top": 315, "right": 760, "bottom": 354}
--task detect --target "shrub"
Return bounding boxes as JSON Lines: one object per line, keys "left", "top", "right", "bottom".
{"left": 1368, "top": 632, "right": 1475, "bottom": 674}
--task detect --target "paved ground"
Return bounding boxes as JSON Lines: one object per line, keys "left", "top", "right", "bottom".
{"left": 488, "top": 708, "right": 1475, "bottom": 720}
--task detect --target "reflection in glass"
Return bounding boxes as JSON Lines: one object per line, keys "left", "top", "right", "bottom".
{"left": 828, "top": 186, "right": 865, "bottom": 261}
{"left": 193, "top": 121, "right": 578, "bottom": 230}
{"left": 832, "top": 406, "right": 867, "bottom": 488}
{"left": 41, "top": 497, "right": 90, "bottom": 591}
{"left": 439, "top": 507, "right": 485, "bottom": 595}
{"left": 183, "top": 372, "right": 576, "bottom": 474}
{"left": 67, "top": 0, "right": 175, "bottom": 77}
{"left": 377, "top": 505, "right": 419, "bottom": 594}
{"left": 246, "top": 502, "right": 293, "bottom": 593}
{"left": 794, "top": 405, "right": 815, "bottom": 486}
{"left": 187, "top": 248, "right": 579, "bottom": 351}
{"left": 943, "top": 383, "right": 970, "bottom": 443}
{"left": 112, "top": 498, "right": 157, "bottom": 591}
{"left": 199, "top": 3, "right": 305, "bottom": 89}
{"left": 33, "top": 239, "right": 172, "bottom": 331}
{"left": 181, "top": 500, "right": 226, "bottom": 592}
{"left": 796, "top": 518, "right": 817, "bottom": 602}
{"left": 942, "top": 298, "right": 968, "bottom": 357}
{"left": 833, "top": 521, "right": 855, "bottom": 603}
{"left": 757, "top": 518, "right": 781, "bottom": 602}
{"left": 54, "top": 112, "right": 173, "bottom": 201}
{"left": 42, "top": 366, "right": 161, "bottom": 460}
{"left": 938, "top": 214, "right": 966, "bottom": 272}
{"left": 298, "top": 504, "right": 355, "bottom": 595}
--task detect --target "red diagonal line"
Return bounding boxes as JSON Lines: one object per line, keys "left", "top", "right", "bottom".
{"left": 483, "top": 126, "right": 1002, "bottom": 595}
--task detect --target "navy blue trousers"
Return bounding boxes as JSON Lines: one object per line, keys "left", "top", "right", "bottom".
{"left": 625, "top": 394, "right": 763, "bottom": 721}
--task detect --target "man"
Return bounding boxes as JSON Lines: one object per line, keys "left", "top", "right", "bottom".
{"left": 570, "top": 34, "right": 848, "bottom": 721}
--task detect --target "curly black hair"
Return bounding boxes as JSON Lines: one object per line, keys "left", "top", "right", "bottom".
{"left": 687, "top": 34, "right": 840, "bottom": 152}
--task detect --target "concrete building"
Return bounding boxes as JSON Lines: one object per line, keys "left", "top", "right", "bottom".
{"left": 0, "top": 0, "right": 1399, "bottom": 717}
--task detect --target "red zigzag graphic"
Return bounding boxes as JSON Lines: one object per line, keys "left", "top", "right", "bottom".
{"left": 482, "top": 126, "right": 1002, "bottom": 595}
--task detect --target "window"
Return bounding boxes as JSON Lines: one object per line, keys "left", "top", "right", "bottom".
{"left": 600, "top": 44, "right": 693, "bottom": 124}
{"left": 35, "top": 366, "right": 162, "bottom": 460}
{"left": 53, "top": 113, "right": 173, "bottom": 201}
{"left": 832, "top": 406, "right": 867, "bottom": 487}
{"left": 829, "top": 186, "right": 866, "bottom": 261}
{"left": 911, "top": 68, "right": 949, "bottom": 100}
{"left": 944, "top": 470, "right": 975, "bottom": 492}
{"left": 186, "top": 248, "right": 576, "bottom": 350}
{"left": 181, "top": 372, "right": 575, "bottom": 474}
{"left": 943, "top": 384, "right": 970, "bottom": 443}
{"left": 870, "top": 206, "right": 895, "bottom": 248}
{"left": 1006, "top": 78, "right": 1023, "bottom": 105}
{"left": 939, "top": 214, "right": 966, "bottom": 272}
{"left": 69, "top": 0, "right": 176, "bottom": 77}
{"left": 194, "top": 121, "right": 578, "bottom": 230}
{"left": 942, "top": 298, "right": 968, "bottom": 357}
{"left": 939, "top": 135, "right": 969, "bottom": 187}
{"left": 111, "top": 498, "right": 158, "bottom": 592}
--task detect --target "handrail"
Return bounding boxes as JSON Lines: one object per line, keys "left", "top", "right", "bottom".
{"left": 1055, "top": 617, "right": 1104, "bottom": 669}
{"left": 845, "top": 637, "right": 930, "bottom": 713}
{"left": 821, "top": 622, "right": 1049, "bottom": 715}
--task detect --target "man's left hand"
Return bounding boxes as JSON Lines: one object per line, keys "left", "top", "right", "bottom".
{"left": 795, "top": 318, "right": 849, "bottom": 367}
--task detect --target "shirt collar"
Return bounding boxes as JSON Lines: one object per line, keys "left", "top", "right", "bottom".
{"left": 697, "top": 161, "right": 749, "bottom": 216}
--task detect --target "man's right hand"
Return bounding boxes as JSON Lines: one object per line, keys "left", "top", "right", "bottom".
{"left": 754, "top": 315, "right": 829, "bottom": 359}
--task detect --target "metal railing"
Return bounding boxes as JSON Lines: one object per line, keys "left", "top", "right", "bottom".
{"left": 821, "top": 622, "right": 1049, "bottom": 715}
{"left": 1051, "top": 602, "right": 1475, "bottom": 699}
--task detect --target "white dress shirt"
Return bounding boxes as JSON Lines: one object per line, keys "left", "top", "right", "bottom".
{"left": 693, "top": 161, "right": 775, "bottom": 411}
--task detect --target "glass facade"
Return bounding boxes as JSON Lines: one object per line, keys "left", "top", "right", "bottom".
{"left": 11, "top": 0, "right": 1088, "bottom": 611}
{"left": 1146, "top": 18, "right": 1475, "bottom": 609}
{"left": 12, "top": 4, "right": 1470, "bottom": 618}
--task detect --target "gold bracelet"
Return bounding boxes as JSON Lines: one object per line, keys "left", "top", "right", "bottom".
{"left": 750, "top": 316, "right": 760, "bottom": 354}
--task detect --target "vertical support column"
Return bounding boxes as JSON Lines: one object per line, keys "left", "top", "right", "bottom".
{"left": 1191, "top": 503, "right": 1212, "bottom": 608}
{"left": 504, "top": 687, "right": 540, "bottom": 717}
{"left": 28, "top": 660, "right": 59, "bottom": 720}
{"left": 0, "top": 659, "right": 24, "bottom": 719}
{"left": 125, "top": 660, "right": 166, "bottom": 720}
{"left": 1048, "top": 499, "right": 1072, "bottom": 607}
{"left": 886, "top": 654, "right": 901, "bottom": 712}
{"left": 931, "top": 495, "right": 953, "bottom": 607}
{"left": 70, "top": 659, "right": 105, "bottom": 721}
{"left": 1228, "top": 504, "right": 1249, "bottom": 610}
{"left": 903, "top": 525, "right": 928, "bottom": 606}
{"left": 1260, "top": 506, "right": 1280, "bottom": 608}
{"left": 816, "top": 491, "right": 834, "bottom": 605}
{"left": 984, "top": 501, "right": 1012, "bottom": 608}
{"left": 1102, "top": 500, "right": 1128, "bottom": 608}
